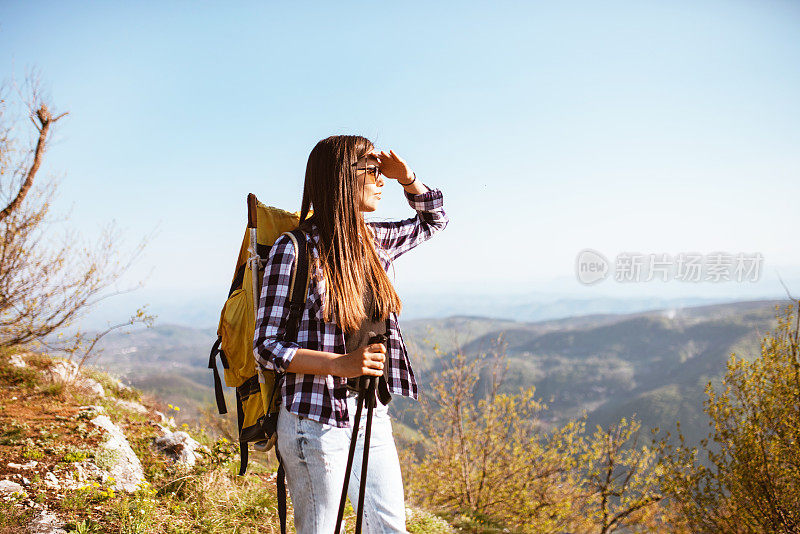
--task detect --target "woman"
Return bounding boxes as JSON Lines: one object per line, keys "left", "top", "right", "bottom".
{"left": 253, "top": 135, "right": 448, "bottom": 533}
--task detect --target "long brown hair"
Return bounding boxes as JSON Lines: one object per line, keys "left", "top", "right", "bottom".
{"left": 297, "top": 135, "right": 402, "bottom": 333}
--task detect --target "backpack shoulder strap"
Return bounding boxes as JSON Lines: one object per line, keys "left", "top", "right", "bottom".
{"left": 281, "top": 228, "right": 311, "bottom": 343}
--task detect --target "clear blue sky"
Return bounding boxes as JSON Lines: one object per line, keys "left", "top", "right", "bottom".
{"left": 1, "top": 1, "right": 799, "bottom": 326}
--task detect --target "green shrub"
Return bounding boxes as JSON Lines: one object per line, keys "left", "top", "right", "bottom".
{"left": 65, "top": 518, "right": 102, "bottom": 533}
{"left": 111, "top": 493, "right": 157, "bottom": 534}
{"left": 94, "top": 444, "right": 121, "bottom": 471}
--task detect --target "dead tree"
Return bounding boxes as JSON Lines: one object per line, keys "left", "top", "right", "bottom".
{"left": 0, "top": 73, "right": 153, "bottom": 359}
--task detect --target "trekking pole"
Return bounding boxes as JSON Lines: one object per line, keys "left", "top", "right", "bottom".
{"left": 354, "top": 374, "right": 377, "bottom": 534}
{"left": 334, "top": 332, "right": 387, "bottom": 534}
{"left": 335, "top": 379, "right": 365, "bottom": 531}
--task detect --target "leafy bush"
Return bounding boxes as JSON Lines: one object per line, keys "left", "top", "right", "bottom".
{"left": 659, "top": 301, "right": 800, "bottom": 531}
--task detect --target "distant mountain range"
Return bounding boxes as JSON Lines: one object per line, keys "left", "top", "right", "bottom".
{"left": 83, "top": 298, "right": 788, "bottom": 451}
{"left": 396, "top": 299, "right": 783, "bottom": 447}
{"left": 74, "top": 289, "right": 755, "bottom": 331}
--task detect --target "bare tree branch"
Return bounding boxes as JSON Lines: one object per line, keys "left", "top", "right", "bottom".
{"left": 0, "top": 103, "right": 67, "bottom": 222}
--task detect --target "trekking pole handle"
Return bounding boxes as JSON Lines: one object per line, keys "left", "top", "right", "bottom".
{"left": 359, "top": 332, "right": 387, "bottom": 401}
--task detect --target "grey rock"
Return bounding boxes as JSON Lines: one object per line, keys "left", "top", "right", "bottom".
{"left": 46, "top": 360, "right": 105, "bottom": 398}
{"left": 26, "top": 509, "right": 67, "bottom": 534}
{"left": 8, "top": 461, "right": 38, "bottom": 470}
{"left": 78, "top": 378, "right": 105, "bottom": 398}
{"left": 113, "top": 398, "right": 148, "bottom": 414}
{"left": 9, "top": 353, "right": 26, "bottom": 368}
{"left": 46, "top": 360, "right": 79, "bottom": 383}
{"left": 153, "top": 430, "right": 201, "bottom": 466}
{"left": 90, "top": 415, "right": 145, "bottom": 492}
{"left": 0, "top": 479, "right": 25, "bottom": 494}
{"left": 44, "top": 472, "right": 60, "bottom": 490}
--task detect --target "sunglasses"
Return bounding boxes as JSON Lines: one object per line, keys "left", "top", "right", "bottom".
{"left": 352, "top": 163, "right": 382, "bottom": 185}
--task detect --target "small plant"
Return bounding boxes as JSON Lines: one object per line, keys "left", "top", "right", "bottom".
{"left": 68, "top": 518, "right": 101, "bottom": 534}
{"left": 112, "top": 491, "right": 157, "bottom": 534}
{"left": 0, "top": 359, "right": 39, "bottom": 387}
{"left": 61, "top": 482, "right": 116, "bottom": 510}
{"left": 22, "top": 446, "right": 44, "bottom": 460}
{"left": 62, "top": 449, "right": 89, "bottom": 463}
{"left": 209, "top": 437, "right": 238, "bottom": 467}
{"left": 37, "top": 426, "right": 61, "bottom": 442}
{"left": 0, "top": 498, "right": 34, "bottom": 529}
{"left": 41, "top": 381, "right": 66, "bottom": 397}
{"left": 0, "top": 421, "right": 29, "bottom": 445}
{"left": 94, "top": 444, "right": 121, "bottom": 471}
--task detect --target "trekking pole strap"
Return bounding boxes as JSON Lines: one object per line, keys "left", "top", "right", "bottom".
{"left": 276, "top": 447, "right": 287, "bottom": 534}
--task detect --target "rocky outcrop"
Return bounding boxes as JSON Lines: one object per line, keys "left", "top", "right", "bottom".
{"left": 89, "top": 412, "right": 146, "bottom": 492}
{"left": 8, "top": 461, "right": 38, "bottom": 470}
{"left": 1, "top": 353, "right": 216, "bottom": 532}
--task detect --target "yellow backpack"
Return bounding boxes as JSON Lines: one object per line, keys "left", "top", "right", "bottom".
{"left": 208, "top": 194, "right": 312, "bottom": 480}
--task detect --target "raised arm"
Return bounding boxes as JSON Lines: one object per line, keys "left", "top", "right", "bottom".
{"left": 368, "top": 183, "right": 449, "bottom": 262}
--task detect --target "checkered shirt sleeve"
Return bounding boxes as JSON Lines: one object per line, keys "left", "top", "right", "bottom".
{"left": 368, "top": 184, "right": 448, "bottom": 262}
{"left": 253, "top": 233, "right": 301, "bottom": 373}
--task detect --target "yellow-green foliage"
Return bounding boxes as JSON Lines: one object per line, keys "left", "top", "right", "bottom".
{"left": 405, "top": 341, "right": 672, "bottom": 533}
{"left": 659, "top": 301, "right": 800, "bottom": 533}
{"left": 407, "top": 349, "right": 583, "bottom": 533}
{"left": 577, "top": 417, "right": 669, "bottom": 533}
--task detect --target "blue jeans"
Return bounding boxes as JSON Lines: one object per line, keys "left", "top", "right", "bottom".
{"left": 276, "top": 389, "right": 407, "bottom": 534}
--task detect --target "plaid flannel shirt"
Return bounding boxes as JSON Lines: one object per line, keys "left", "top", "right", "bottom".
{"left": 253, "top": 183, "right": 448, "bottom": 427}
